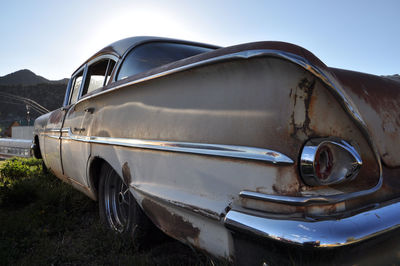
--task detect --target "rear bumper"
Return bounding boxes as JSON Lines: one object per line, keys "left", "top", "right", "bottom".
{"left": 224, "top": 199, "right": 400, "bottom": 248}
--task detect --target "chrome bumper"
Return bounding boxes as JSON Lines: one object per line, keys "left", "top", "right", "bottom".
{"left": 224, "top": 200, "right": 400, "bottom": 247}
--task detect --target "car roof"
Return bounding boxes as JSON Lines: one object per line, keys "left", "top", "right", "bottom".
{"left": 74, "top": 36, "right": 220, "bottom": 75}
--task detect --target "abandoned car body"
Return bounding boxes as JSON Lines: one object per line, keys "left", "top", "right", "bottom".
{"left": 32, "top": 36, "right": 400, "bottom": 261}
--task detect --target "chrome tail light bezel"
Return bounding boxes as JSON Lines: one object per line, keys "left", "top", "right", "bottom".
{"left": 300, "top": 138, "right": 363, "bottom": 186}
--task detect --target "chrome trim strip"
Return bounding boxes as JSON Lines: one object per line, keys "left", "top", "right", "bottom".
{"left": 43, "top": 128, "right": 61, "bottom": 133}
{"left": 224, "top": 202, "right": 400, "bottom": 247}
{"left": 240, "top": 178, "right": 383, "bottom": 206}
{"left": 43, "top": 134, "right": 61, "bottom": 140}
{"left": 61, "top": 128, "right": 293, "bottom": 165}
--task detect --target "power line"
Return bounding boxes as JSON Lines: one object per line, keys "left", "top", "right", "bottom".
{"left": 0, "top": 92, "right": 50, "bottom": 114}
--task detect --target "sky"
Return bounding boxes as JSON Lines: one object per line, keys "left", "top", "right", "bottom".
{"left": 0, "top": 0, "right": 399, "bottom": 80}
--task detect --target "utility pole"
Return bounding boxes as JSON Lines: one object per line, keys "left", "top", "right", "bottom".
{"left": 26, "top": 104, "right": 31, "bottom": 126}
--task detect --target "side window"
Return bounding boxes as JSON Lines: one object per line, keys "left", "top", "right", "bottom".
{"left": 117, "top": 42, "right": 214, "bottom": 80}
{"left": 82, "top": 59, "right": 116, "bottom": 96}
{"left": 69, "top": 70, "right": 84, "bottom": 105}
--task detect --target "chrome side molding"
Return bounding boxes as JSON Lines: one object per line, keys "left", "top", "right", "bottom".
{"left": 239, "top": 177, "right": 382, "bottom": 206}
{"left": 61, "top": 128, "right": 293, "bottom": 165}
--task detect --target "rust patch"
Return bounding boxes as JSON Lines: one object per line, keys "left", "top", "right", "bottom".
{"left": 122, "top": 162, "right": 131, "bottom": 185}
{"left": 380, "top": 166, "right": 400, "bottom": 195}
{"left": 332, "top": 68, "right": 400, "bottom": 114}
{"left": 240, "top": 197, "right": 302, "bottom": 215}
{"left": 141, "top": 198, "right": 200, "bottom": 241}
{"left": 331, "top": 68, "right": 400, "bottom": 167}
{"left": 290, "top": 77, "right": 316, "bottom": 140}
{"left": 272, "top": 165, "right": 301, "bottom": 196}
{"left": 306, "top": 201, "right": 345, "bottom": 216}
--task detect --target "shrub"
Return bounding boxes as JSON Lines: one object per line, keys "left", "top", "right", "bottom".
{"left": 0, "top": 157, "right": 44, "bottom": 207}
{"left": 0, "top": 157, "right": 42, "bottom": 187}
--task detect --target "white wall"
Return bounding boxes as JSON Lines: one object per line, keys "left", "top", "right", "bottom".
{"left": 12, "top": 126, "right": 34, "bottom": 140}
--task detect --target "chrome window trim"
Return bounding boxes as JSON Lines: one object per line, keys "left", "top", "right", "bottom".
{"left": 68, "top": 65, "right": 86, "bottom": 105}
{"left": 112, "top": 39, "right": 219, "bottom": 83}
{"left": 114, "top": 41, "right": 215, "bottom": 81}
{"left": 80, "top": 55, "right": 118, "bottom": 97}
{"left": 60, "top": 128, "right": 293, "bottom": 165}
{"left": 86, "top": 54, "right": 119, "bottom": 67}
{"left": 62, "top": 78, "right": 73, "bottom": 107}
{"left": 77, "top": 65, "right": 88, "bottom": 100}
{"left": 68, "top": 54, "right": 119, "bottom": 105}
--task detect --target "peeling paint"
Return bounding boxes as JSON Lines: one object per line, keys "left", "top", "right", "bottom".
{"left": 290, "top": 77, "right": 316, "bottom": 140}
{"left": 272, "top": 166, "right": 301, "bottom": 196}
{"left": 142, "top": 198, "right": 200, "bottom": 241}
{"left": 331, "top": 68, "right": 400, "bottom": 167}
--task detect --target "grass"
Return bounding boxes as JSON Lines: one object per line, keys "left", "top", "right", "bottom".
{"left": 3, "top": 158, "right": 399, "bottom": 265}
{"left": 0, "top": 157, "right": 216, "bottom": 265}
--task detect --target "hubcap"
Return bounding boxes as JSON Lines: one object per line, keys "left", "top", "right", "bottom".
{"left": 103, "top": 168, "right": 131, "bottom": 232}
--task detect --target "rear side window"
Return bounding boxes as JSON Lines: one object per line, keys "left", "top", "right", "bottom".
{"left": 82, "top": 59, "right": 116, "bottom": 96}
{"left": 117, "top": 42, "right": 213, "bottom": 80}
{"left": 69, "top": 71, "right": 84, "bottom": 104}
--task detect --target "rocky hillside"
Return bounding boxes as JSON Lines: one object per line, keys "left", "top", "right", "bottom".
{"left": 0, "top": 70, "right": 68, "bottom": 131}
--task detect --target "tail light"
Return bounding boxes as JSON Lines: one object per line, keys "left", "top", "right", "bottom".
{"left": 300, "top": 138, "right": 362, "bottom": 186}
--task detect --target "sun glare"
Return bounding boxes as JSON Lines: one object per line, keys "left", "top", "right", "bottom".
{"left": 81, "top": 7, "right": 202, "bottom": 58}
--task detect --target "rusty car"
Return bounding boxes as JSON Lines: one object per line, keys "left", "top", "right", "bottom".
{"left": 31, "top": 36, "right": 400, "bottom": 263}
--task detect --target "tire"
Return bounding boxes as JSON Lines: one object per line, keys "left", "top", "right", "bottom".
{"left": 41, "top": 160, "right": 48, "bottom": 174}
{"left": 98, "top": 163, "right": 152, "bottom": 245}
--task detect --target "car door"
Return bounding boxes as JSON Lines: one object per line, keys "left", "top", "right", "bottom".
{"left": 42, "top": 78, "right": 73, "bottom": 180}
{"left": 61, "top": 56, "right": 116, "bottom": 191}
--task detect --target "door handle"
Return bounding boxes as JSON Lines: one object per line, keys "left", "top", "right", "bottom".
{"left": 84, "top": 107, "right": 95, "bottom": 114}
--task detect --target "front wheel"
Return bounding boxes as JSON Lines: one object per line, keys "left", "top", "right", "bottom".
{"left": 98, "top": 163, "right": 152, "bottom": 244}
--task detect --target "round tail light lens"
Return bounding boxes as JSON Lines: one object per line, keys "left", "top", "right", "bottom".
{"left": 300, "top": 138, "right": 362, "bottom": 186}
{"left": 315, "top": 146, "right": 334, "bottom": 181}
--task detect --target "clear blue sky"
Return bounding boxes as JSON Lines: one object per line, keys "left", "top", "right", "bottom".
{"left": 0, "top": 0, "right": 399, "bottom": 80}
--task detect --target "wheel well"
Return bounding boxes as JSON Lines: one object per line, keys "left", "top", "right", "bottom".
{"left": 88, "top": 157, "right": 107, "bottom": 200}
{"left": 33, "top": 135, "right": 42, "bottom": 159}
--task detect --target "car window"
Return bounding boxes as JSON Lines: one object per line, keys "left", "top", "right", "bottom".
{"left": 69, "top": 70, "right": 84, "bottom": 104}
{"left": 117, "top": 42, "right": 214, "bottom": 80}
{"left": 82, "top": 59, "right": 116, "bottom": 96}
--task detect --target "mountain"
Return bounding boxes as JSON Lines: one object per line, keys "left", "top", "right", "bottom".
{"left": 384, "top": 74, "right": 400, "bottom": 83}
{"left": 0, "top": 69, "right": 68, "bottom": 134}
{"left": 0, "top": 69, "right": 68, "bottom": 86}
